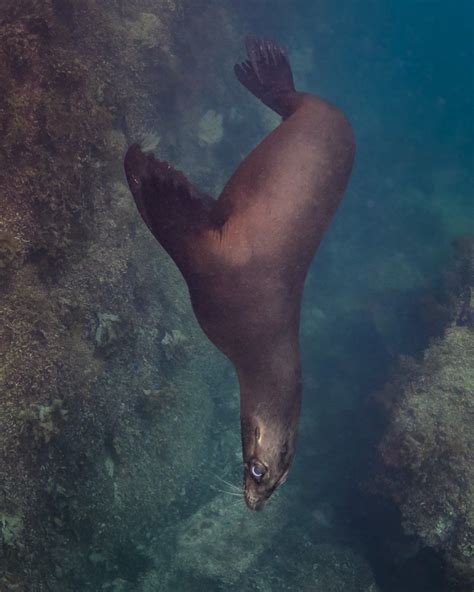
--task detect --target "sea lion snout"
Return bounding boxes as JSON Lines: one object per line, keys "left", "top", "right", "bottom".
{"left": 241, "top": 414, "right": 297, "bottom": 511}
{"left": 243, "top": 469, "right": 272, "bottom": 511}
{"left": 244, "top": 492, "right": 266, "bottom": 512}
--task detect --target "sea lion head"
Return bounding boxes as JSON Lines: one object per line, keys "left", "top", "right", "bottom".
{"left": 240, "top": 411, "right": 298, "bottom": 511}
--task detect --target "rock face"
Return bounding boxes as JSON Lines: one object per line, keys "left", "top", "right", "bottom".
{"left": 375, "top": 238, "right": 474, "bottom": 586}
{"left": 0, "top": 1, "right": 239, "bottom": 590}
{"left": 174, "top": 494, "right": 290, "bottom": 585}
{"left": 138, "top": 491, "right": 379, "bottom": 592}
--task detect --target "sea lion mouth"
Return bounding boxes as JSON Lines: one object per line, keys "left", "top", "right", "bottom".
{"left": 244, "top": 484, "right": 274, "bottom": 511}
{"left": 244, "top": 494, "right": 265, "bottom": 512}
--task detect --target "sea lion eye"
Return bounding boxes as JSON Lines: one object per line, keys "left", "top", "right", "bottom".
{"left": 250, "top": 462, "right": 266, "bottom": 480}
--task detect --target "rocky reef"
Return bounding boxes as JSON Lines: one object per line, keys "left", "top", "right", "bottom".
{"left": 134, "top": 486, "right": 380, "bottom": 592}
{"left": 374, "top": 237, "right": 474, "bottom": 588}
{"left": 0, "top": 1, "right": 237, "bottom": 589}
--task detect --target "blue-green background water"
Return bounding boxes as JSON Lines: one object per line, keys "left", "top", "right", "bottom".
{"left": 1, "top": 1, "right": 472, "bottom": 590}
{"left": 207, "top": 1, "right": 473, "bottom": 590}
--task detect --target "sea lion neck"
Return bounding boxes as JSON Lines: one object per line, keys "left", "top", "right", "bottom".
{"left": 236, "top": 334, "right": 302, "bottom": 414}
{"left": 238, "top": 332, "right": 302, "bottom": 508}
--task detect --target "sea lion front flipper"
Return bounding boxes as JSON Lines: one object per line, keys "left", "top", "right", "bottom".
{"left": 234, "top": 36, "right": 296, "bottom": 118}
{"left": 124, "top": 144, "right": 216, "bottom": 266}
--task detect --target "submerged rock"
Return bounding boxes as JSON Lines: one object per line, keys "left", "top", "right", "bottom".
{"left": 95, "top": 312, "right": 121, "bottom": 351}
{"left": 139, "top": 492, "right": 378, "bottom": 592}
{"left": 174, "top": 493, "right": 288, "bottom": 584}
{"left": 0, "top": 1, "right": 235, "bottom": 589}
{"left": 374, "top": 237, "right": 474, "bottom": 585}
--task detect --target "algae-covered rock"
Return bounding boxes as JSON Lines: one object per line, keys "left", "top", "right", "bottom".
{"left": 233, "top": 542, "right": 379, "bottom": 592}
{"left": 0, "top": 0, "right": 242, "bottom": 590}
{"left": 375, "top": 238, "right": 474, "bottom": 585}
{"left": 0, "top": 513, "right": 24, "bottom": 547}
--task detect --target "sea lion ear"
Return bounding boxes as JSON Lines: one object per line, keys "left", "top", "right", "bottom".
{"left": 241, "top": 417, "right": 263, "bottom": 453}
{"left": 240, "top": 416, "right": 253, "bottom": 442}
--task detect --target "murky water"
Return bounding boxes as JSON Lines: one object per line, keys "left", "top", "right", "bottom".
{"left": 0, "top": 1, "right": 472, "bottom": 591}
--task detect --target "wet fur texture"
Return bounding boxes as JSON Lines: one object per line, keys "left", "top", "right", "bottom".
{"left": 124, "top": 37, "right": 355, "bottom": 510}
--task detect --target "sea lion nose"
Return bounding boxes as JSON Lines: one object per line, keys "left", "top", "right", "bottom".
{"left": 244, "top": 493, "right": 265, "bottom": 511}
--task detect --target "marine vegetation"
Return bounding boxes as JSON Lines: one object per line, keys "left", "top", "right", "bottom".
{"left": 374, "top": 237, "right": 474, "bottom": 587}
{"left": 0, "top": 1, "right": 234, "bottom": 589}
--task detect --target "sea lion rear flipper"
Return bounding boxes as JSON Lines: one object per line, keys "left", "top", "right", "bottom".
{"left": 124, "top": 144, "right": 216, "bottom": 265}
{"left": 234, "top": 36, "right": 296, "bottom": 118}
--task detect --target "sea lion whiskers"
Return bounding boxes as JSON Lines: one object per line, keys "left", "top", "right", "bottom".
{"left": 210, "top": 485, "right": 242, "bottom": 497}
{"left": 215, "top": 475, "right": 241, "bottom": 491}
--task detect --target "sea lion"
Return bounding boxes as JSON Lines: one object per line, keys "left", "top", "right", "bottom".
{"left": 124, "top": 36, "right": 355, "bottom": 510}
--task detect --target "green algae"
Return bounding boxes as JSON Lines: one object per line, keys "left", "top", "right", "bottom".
{"left": 21, "top": 399, "right": 69, "bottom": 446}
{"left": 0, "top": 513, "right": 24, "bottom": 547}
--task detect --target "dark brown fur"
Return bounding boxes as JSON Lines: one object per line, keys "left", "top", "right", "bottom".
{"left": 124, "top": 37, "right": 355, "bottom": 509}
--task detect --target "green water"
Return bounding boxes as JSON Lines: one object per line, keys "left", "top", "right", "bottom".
{"left": 0, "top": 1, "right": 472, "bottom": 591}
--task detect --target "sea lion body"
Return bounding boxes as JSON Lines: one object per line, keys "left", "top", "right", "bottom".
{"left": 188, "top": 93, "right": 354, "bottom": 361}
{"left": 124, "top": 37, "right": 355, "bottom": 510}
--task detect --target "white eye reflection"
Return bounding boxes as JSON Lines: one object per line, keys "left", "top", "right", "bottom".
{"left": 250, "top": 463, "right": 265, "bottom": 479}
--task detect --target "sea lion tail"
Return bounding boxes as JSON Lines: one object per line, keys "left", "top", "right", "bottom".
{"left": 234, "top": 36, "right": 296, "bottom": 118}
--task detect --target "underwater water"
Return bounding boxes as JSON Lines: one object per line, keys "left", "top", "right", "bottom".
{"left": 0, "top": 0, "right": 473, "bottom": 591}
